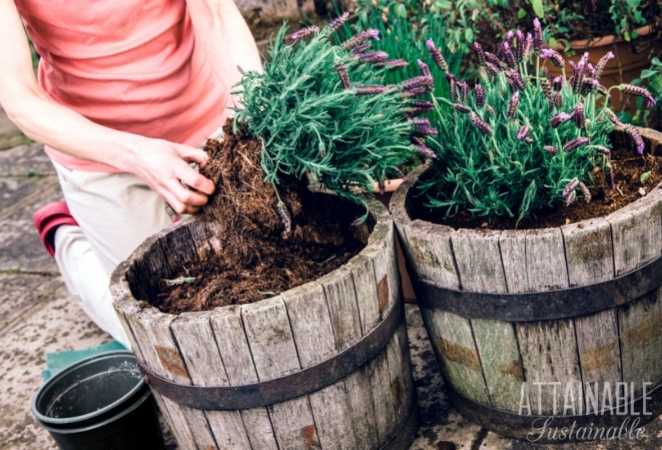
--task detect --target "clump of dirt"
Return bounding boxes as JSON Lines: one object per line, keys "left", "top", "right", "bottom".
{"left": 412, "top": 136, "right": 662, "bottom": 230}
{"left": 152, "top": 123, "right": 365, "bottom": 313}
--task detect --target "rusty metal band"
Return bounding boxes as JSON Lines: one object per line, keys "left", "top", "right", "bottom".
{"left": 414, "top": 256, "right": 662, "bottom": 322}
{"left": 140, "top": 302, "right": 404, "bottom": 411}
{"left": 448, "top": 382, "right": 662, "bottom": 443}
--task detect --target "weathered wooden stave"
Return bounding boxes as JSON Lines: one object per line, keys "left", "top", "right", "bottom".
{"left": 111, "top": 194, "right": 417, "bottom": 450}
{"left": 390, "top": 130, "right": 662, "bottom": 441}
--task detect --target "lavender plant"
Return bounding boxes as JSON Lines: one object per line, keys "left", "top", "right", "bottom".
{"left": 235, "top": 23, "right": 428, "bottom": 205}
{"left": 417, "top": 22, "right": 657, "bottom": 223}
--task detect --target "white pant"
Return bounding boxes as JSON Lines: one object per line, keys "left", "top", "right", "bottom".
{"left": 53, "top": 162, "right": 172, "bottom": 347}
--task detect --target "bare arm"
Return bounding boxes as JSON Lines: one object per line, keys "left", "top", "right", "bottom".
{"left": 187, "top": 0, "right": 262, "bottom": 108}
{"left": 0, "top": 0, "right": 213, "bottom": 214}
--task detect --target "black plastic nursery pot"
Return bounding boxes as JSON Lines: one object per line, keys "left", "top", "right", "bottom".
{"left": 32, "top": 350, "right": 165, "bottom": 450}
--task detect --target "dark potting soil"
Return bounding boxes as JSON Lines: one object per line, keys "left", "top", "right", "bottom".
{"left": 410, "top": 136, "right": 662, "bottom": 230}
{"left": 153, "top": 124, "right": 366, "bottom": 313}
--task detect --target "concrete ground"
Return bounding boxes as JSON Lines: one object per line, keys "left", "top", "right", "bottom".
{"left": 1, "top": 110, "right": 661, "bottom": 450}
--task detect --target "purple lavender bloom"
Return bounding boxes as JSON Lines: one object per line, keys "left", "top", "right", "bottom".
{"left": 573, "top": 103, "right": 585, "bottom": 128}
{"left": 552, "top": 76, "right": 564, "bottom": 91}
{"left": 412, "top": 137, "right": 437, "bottom": 160}
{"left": 541, "top": 78, "right": 553, "bottom": 100}
{"left": 517, "top": 125, "right": 530, "bottom": 141}
{"left": 505, "top": 70, "right": 525, "bottom": 91}
{"left": 523, "top": 33, "right": 534, "bottom": 60}
{"left": 508, "top": 91, "right": 520, "bottom": 118}
{"left": 379, "top": 59, "right": 409, "bottom": 69}
{"left": 540, "top": 48, "right": 565, "bottom": 68}
{"left": 426, "top": 39, "right": 448, "bottom": 72}
{"left": 472, "top": 42, "right": 486, "bottom": 65}
{"left": 335, "top": 64, "right": 351, "bottom": 89}
{"left": 484, "top": 61, "right": 500, "bottom": 76}
{"left": 593, "top": 145, "right": 612, "bottom": 156}
{"left": 343, "top": 29, "right": 380, "bottom": 50}
{"left": 551, "top": 112, "right": 572, "bottom": 128}
{"left": 286, "top": 26, "right": 320, "bottom": 44}
{"left": 469, "top": 112, "right": 493, "bottom": 135}
{"left": 453, "top": 103, "right": 471, "bottom": 113}
{"left": 485, "top": 52, "right": 504, "bottom": 68}
{"left": 446, "top": 73, "right": 457, "bottom": 101}
{"left": 500, "top": 41, "right": 517, "bottom": 67}
{"left": 407, "top": 100, "right": 434, "bottom": 116}
{"left": 515, "top": 30, "right": 525, "bottom": 59}
{"left": 354, "top": 85, "right": 390, "bottom": 96}
{"left": 564, "top": 137, "right": 590, "bottom": 153}
{"left": 329, "top": 12, "right": 350, "bottom": 31}
{"left": 533, "top": 18, "right": 544, "bottom": 50}
{"left": 580, "top": 78, "right": 601, "bottom": 93}
{"left": 625, "top": 125, "right": 645, "bottom": 155}
{"left": 474, "top": 84, "right": 486, "bottom": 107}
{"left": 563, "top": 178, "right": 580, "bottom": 198}
{"left": 619, "top": 84, "right": 657, "bottom": 109}
{"left": 457, "top": 80, "right": 469, "bottom": 100}
{"left": 411, "top": 118, "right": 438, "bottom": 136}
{"left": 351, "top": 43, "right": 372, "bottom": 55}
{"left": 417, "top": 59, "right": 431, "bottom": 77}
{"left": 357, "top": 51, "right": 389, "bottom": 64}
{"left": 400, "top": 76, "right": 434, "bottom": 93}
{"left": 572, "top": 52, "right": 590, "bottom": 90}
{"left": 544, "top": 145, "right": 558, "bottom": 155}
{"left": 595, "top": 51, "right": 615, "bottom": 79}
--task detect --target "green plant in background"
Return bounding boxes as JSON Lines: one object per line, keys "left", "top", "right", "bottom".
{"left": 632, "top": 58, "right": 662, "bottom": 129}
{"left": 236, "top": 22, "right": 430, "bottom": 204}
{"left": 416, "top": 22, "right": 656, "bottom": 223}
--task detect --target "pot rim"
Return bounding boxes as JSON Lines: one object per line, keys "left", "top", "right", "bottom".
{"left": 36, "top": 390, "right": 153, "bottom": 435}
{"left": 389, "top": 126, "right": 662, "bottom": 233}
{"left": 31, "top": 350, "right": 146, "bottom": 427}
{"left": 556, "top": 24, "right": 657, "bottom": 51}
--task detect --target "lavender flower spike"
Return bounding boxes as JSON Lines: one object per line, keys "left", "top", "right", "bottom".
{"left": 335, "top": 64, "right": 351, "bottom": 89}
{"left": 474, "top": 84, "right": 486, "bottom": 107}
{"left": 417, "top": 59, "right": 431, "bottom": 77}
{"left": 563, "top": 178, "right": 580, "bottom": 198}
{"left": 354, "top": 85, "right": 389, "bottom": 96}
{"left": 533, "top": 18, "right": 544, "bottom": 51}
{"left": 357, "top": 51, "right": 389, "bottom": 64}
{"left": 552, "top": 76, "right": 564, "bottom": 91}
{"left": 565, "top": 190, "right": 578, "bottom": 206}
{"left": 469, "top": 112, "right": 493, "bottom": 135}
{"left": 426, "top": 39, "right": 448, "bottom": 72}
{"left": 380, "top": 59, "right": 409, "bottom": 69}
{"left": 595, "top": 51, "right": 615, "bottom": 79}
{"left": 500, "top": 41, "right": 517, "bottom": 67}
{"left": 351, "top": 43, "right": 372, "bottom": 55}
{"left": 551, "top": 112, "right": 572, "bottom": 128}
{"left": 343, "top": 29, "right": 380, "bottom": 50}
{"left": 619, "top": 84, "right": 657, "bottom": 109}
{"left": 578, "top": 182, "right": 592, "bottom": 203}
{"left": 453, "top": 103, "right": 471, "bottom": 113}
{"left": 412, "top": 137, "right": 437, "bottom": 160}
{"left": 540, "top": 48, "right": 565, "bottom": 68}
{"left": 507, "top": 91, "right": 520, "bottom": 118}
{"left": 400, "top": 76, "right": 434, "bottom": 93}
{"left": 523, "top": 33, "right": 534, "bottom": 59}
{"left": 544, "top": 145, "right": 558, "bottom": 155}
{"left": 516, "top": 125, "right": 530, "bottom": 141}
{"left": 329, "top": 12, "right": 350, "bottom": 31}
{"left": 410, "top": 118, "right": 438, "bottom": 136}
{"left": 564, "top": 137, "right": 590, "bottom": 153}
{"left": 406, "top": 100, "right": 434, "bottom": 116}
{"left": 286, "top": 26, "right": 320, "bottom": 44}
{"left": 472, "top": 42, "right": 486, "bottom": 65}
{"left": 625, "top": 125, "right": 645, "bottom": 155}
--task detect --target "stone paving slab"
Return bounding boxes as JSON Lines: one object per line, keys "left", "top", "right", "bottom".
{"left": 0, "top": 143, "right": 55, "bottom": 177}
{"left": 0, "top": 278, "right": 109, "bottom": 450}
{"left": 0, "top": 273, "right": 59, "bottom": 331}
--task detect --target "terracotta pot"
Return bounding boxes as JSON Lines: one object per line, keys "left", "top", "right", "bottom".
{"left": 550, "top": 24, "right": 661, "bottom": 111}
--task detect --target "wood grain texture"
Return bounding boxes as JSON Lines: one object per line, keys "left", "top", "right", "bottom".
{"left": 210, "top": 306, "right": 279, "bottom": 450}
{"left": 171, "top": 313, "right": 252, "bottom": 449}
{"left": 608, "top": 189, "right": 662, "bottom": 275}
{"left": 450, "top": 229, "right": 506, "bottom": 293}
{"left": 241, "top": 297, "right": 320, "bottom": 450}
{"left": 499, "top": 230, "right": 529, "bottom": 293}
{"left": 619, "top": 289, "right": 662, "bottom": 398}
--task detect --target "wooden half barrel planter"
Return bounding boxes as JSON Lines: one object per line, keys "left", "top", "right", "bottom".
{"left": 390, "top": 129, "right": 662, "bottom": 441}
{"left": 110, "top": 193, "right": 417, "bottom": 450}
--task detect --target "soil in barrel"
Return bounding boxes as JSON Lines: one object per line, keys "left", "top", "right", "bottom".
{"left": 412, "top": 137, "right": 662, "bottom": 230}
{"left": 153, "top": 123, "right": 365, "bottom": 313}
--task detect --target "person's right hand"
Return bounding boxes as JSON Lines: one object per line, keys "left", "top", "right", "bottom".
{"left": 125, "top": 137, "right": 215, "bottom": 215}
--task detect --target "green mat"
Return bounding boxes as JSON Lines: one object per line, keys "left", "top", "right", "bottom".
{"left": 42, "top": 341, "right": 127, "bottom": 381}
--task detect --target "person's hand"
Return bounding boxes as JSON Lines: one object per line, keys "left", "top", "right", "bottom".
{"left": 124, "top": 137, "right": 215, "bottom": 214}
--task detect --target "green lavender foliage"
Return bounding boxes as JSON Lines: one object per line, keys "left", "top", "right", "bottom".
{"left": 419, "top": 47, "right": 615, "bottom": 222}
{"left": 235, "top": 26, "right": 416, "bottom": 203}
{"left": 334, "top": 0, "right": 465, "bottom": 97}
{"left": 632, "top": 57, "right": 662, "bottom": 128}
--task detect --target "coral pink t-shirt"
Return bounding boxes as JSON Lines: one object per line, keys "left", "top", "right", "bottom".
{"left": 15, "top": 0, "right": 229, "bottom": 172}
